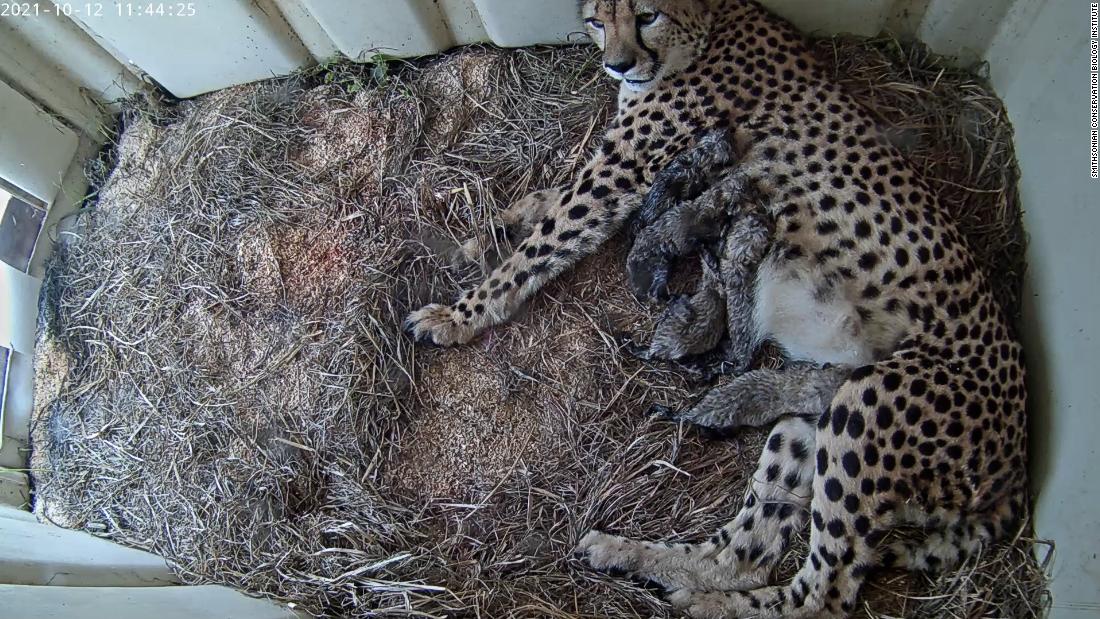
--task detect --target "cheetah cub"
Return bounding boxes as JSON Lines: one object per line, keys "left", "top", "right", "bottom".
{"left": 408, "top": 1, "right": 1028, "bottom": 617}
{"left": 624, "top": 129, "right": 772, "bottom": 378}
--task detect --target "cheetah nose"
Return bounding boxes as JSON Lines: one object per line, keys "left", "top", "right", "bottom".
{"left": 605, "top": 59, "right": 637, "bottom": 75}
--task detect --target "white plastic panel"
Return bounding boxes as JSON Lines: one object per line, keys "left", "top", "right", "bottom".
{"left": 760, "top": 0, "right": 895, "bottom": 37}
{"left": 302, "top": 0, "right": 453, "bottom": 59}
{"left": 0, "top": 470, "right": 30, "bottom": 510}
{"left": 1, "top": 275, "right": 37, "bottom": 478}
{"left": 981, "top": 0, "right": 1100, "bottom": 614}
{"left": 4, "top": 0, "right": 910, "bottom": 101}
{"left": 438, "top": 0, "right": 489, "bottom": 46}
{"left": 0, "top": 7, "right": 141, "bottom": 103}
{"left": 0, "top": 349, "right": 33, "bottom": 501}
{"left": 269, "top": 0, "right": 339, "bottom": 60}
{"left": 917, "top": 0, "right": 1017, "bottom": 65}
{"left": 0, "top": 507, "right": 177, "bottom": 586}
{"left": 67, "top": 0, "right": 312, "bottom": 98}
{"left": 0, "top": 7, "right": 139, "bottom": 134}
{"left": 471, "top": 0, "right": 583, "bottom": 47}
{"left": 0, "top": 262, "right": 39, "bottom": 354}
{"left": 0, "top": 502, "right": 35, "bottom": 523}
{"left": 0, "top": 583, "right": 300, "bottom": 619}
{"left": 0, "top": 78, "right": 78, "bottom": 204}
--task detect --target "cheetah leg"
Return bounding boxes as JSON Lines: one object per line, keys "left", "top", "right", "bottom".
{"left": 657, "top": 364, "right": 850, "bottom": 432}
{"left": 577, "top": 417, "right": 817, "bottom": 592}
{"left": 499, "top": 188, "right": 563, "bottom": 241}
{"left": 448, "top": 188, "right": 565, "bottom": 267}
{"left": 881, "top": 489, "right": 1026, "bottom": 573}
{"left": 627, "top": 169, "right": 752, "bottom": 302}
{"left": 667, "top": 350, "right": 1028, "bottom": 619}
{"left": 405, "top": 157, "right": 644, "bottom": 345}
{"left": 667, "top": 407, "right": 887, "bottom": 618}
{"left": 635, "top": 127, "right": 738, "bottom": 230}
{"left": 666, "top": 514, "right": 877, "bottom": 619}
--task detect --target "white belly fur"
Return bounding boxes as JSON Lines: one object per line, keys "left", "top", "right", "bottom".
{"left": 752, "top": 258, "right": 881, "bottom": 367}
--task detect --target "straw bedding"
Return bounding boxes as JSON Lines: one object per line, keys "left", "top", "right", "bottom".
{"left": 31, "top": 38, "right": 1048, "bottom": 618}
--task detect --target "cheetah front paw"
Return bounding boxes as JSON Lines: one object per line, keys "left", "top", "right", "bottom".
{"left": 574, "top": 530, "right": 641, "bottom": 576}
{"left": 404, "top": 303, "right": 478, "bottom": 346}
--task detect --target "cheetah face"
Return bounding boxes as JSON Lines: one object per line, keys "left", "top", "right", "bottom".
{"left": 581, "top": 0, "right": 711, "bottom": 92}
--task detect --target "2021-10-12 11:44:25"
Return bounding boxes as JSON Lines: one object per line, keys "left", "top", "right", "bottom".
{"left": 0, "top": 3, "right": 197, "bottom": 17}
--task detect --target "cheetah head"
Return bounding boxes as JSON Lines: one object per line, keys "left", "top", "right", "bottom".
{"left": 581, "top": 0, "right": 712, "bottom": 92}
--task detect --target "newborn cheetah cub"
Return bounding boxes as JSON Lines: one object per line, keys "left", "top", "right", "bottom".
{"left": 623, "top": 129, "right": 772, "bottom": 378}
{"left": 408, "top": 1, "right": 1028, "bottom": 617}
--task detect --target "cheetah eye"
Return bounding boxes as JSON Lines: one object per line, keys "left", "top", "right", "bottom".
{"left": 637, "top": 11, "right": 660, "bottom": 26}
{"left": 585, "top": 18, "right": 604, "bottom": 29}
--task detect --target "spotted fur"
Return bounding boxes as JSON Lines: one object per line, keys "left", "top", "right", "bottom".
{"left": 407, "top": 2, "right": 1028, "bottom": 617}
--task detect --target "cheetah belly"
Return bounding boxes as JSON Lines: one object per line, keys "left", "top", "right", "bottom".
{"left": 752, "top": 258, "right": 879, "bottom": 367}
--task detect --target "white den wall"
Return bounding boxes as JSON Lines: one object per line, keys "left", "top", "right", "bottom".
{"left": 4, "top": 0, "right": 902, "bottom": 100}
{"left": 982, "top": 1, "right": 1100, "bottom": 615}
{"left": 2, "top": 0, "right": 1098, "bottom": 615}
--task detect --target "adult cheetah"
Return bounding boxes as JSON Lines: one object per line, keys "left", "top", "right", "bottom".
{"left": 407, "top": 1, "right": 1028, "bottom": 617}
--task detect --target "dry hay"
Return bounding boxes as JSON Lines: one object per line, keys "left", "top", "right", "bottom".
{"left": 31, "top": 38, "right": 1048, "bottom": 618}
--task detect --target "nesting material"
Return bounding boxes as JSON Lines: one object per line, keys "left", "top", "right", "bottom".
{"left": 32, "top": 39, "right": 1047, "bottom": 618}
